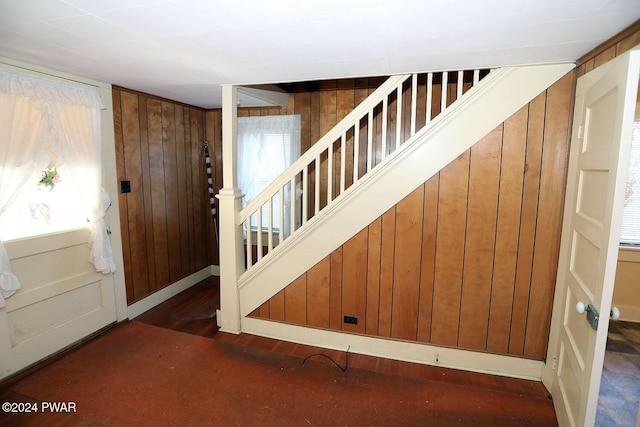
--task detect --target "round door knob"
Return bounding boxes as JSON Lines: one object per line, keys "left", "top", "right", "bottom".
{"left": 610, "top": 307, "right": 620, "bottom": 320}
{"left": 576, "top": 302, "right": 586, "bottom": 315}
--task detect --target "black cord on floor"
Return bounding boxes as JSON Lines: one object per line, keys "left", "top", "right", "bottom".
{"left": 302, "top": 345, "right": 350, "bottom": 372}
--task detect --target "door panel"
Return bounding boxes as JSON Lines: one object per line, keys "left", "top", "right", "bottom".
{"left": 0, "top": 229, "right": 117, "bottom": 380}
{"left": 546, "top": 49, "right": 639, "bottom": 427}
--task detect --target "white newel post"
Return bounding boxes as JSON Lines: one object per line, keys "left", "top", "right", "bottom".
{"left": 217, "top": 84, "right": 244, "bottom": 334}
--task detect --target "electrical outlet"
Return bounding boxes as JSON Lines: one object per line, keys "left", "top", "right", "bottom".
{"left": 344, "top": 315, "right": 358, "bottom": 325}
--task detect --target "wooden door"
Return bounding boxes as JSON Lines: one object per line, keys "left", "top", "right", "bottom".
{"left": 545, "top": 49, "right": 639, "bottom": 426}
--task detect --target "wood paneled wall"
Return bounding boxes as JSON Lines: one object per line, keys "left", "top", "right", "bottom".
{"left": 250, "top": 72, "right": 575, "bottom": 360}
{"left": 211, "top": 78, "right": 387, "bottom": 230}
{"left": 576, "top": 19, "right": 640, "bottom": 77}
{"left": 232, "top": 78, "right": 387, "bottom": 150}
{"left": 113, "top": 87, "right": 217, "bottom": 304}
{"left": 230, "top": 75, "right": 477, "bottom": 243}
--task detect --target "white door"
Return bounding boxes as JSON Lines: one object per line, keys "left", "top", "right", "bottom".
{"left": 544, "top": 49, "right": 640, "bottom": 427}
{"left": 0, "top": 229, "right": 118, "bottom": 380}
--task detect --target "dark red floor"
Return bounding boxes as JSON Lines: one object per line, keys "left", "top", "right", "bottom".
{"left": 0, "top": 277, "right": 558, "bottom": 426}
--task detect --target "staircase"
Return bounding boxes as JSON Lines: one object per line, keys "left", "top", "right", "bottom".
{"left": 235, "top": 63, "right": 574, "bottom": 317}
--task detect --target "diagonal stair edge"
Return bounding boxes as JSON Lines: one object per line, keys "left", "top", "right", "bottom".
{"left": 238, "top": 62, "right": 575, "bottom": 317}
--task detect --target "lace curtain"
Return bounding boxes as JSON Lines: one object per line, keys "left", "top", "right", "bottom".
{"left": 0, "top": 69, "right": 115, "bottom": 307}
{"left": 238, "top": 115, "right": 301, "bottom": 237}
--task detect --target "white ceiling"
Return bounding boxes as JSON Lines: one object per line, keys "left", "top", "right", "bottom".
{"left": 1, "top": 0, "right": 639, "bottom": 109}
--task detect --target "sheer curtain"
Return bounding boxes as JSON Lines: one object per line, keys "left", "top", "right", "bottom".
{"left": 0, "top": 90, "right": 46, "bottom": 307}
{"left": 237, "top": 115, "right": 301, "bottom": 237}
{"left": 0, "top": 69, "right": 114, "bottom": 307}
{"left": 52, "top": 99, "right": 115, "bottom": 273}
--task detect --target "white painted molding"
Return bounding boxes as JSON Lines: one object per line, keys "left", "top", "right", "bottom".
{"left": 242, "top": 317, "right": 544, "bottom": 381}
{"left": 127, "top": 267, "right": 212, "bottom": 319}
{"left": 238, "top": 63, "right": 575, "bottom": 316}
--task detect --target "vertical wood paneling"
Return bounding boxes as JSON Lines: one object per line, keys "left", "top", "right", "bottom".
{"left": 147, "top": 99, "right": 170, "bottom": 290}
{"left": 121, "top": 92, "right": 149, "bottom": 301}
{"left": 576, "top": 20, "right": 640, "bottom": 77}
{"left": 342, "top": 228, "right": 368, "bottom": 334}
{"left": 386, "top": 90, "right": 397, "bottom": 157}
{"left": 431, "top": 152, "right": 469, "bottom": 347}
{"left": 458, "top": 126, "right": 502, "bottom": 350}
{"left": 336, "top": 80, "right": 354, "bottom": 196}
{"left": 112, "top": 89, "right": 134, "bottom": 303}
{"left": 270, "top": 290, "right": 285, "bottom": 321}
{"left": 430, "top": 81, "right": 442, "bottom": 120}
{"left": 319, "top": 90, "right": 336, "bottom": 210}
{"left": 191, "top": 109, "right": 206, "bottom": 270}
{"left": 487, "top": 106, "right": 528, "bottom": 354}
{"left": 378, "top": 208, "right": 396, "bottom": 337}
{"left": 183, "top": 107, "right": 195, "bottom": 272}
{"left": 510, "top": 93, "right": 545, "bottom": 355}
{"left": 329, "top": 248, "right": 343, "bottom": 329}
{"left": 417, "top": 176, "right": 438, "bottom": 342}
{"left": 365, "top": 219, "right": 382, "bottom": 336}
{"left": 113, "top": 87, "right": 213, "bottom": 305}
{"left": 295, "top": 92, "right": 312, "bottom": 153}
{"left": 285, "top": 274, "right": 307, "bottom": 324}
{"left": 372, "top": 103, "right": 383, "bottom": 169}
{"left": 162, "top": 102, "right": 182, "bottom": 283}
{"left": 593, "top": 46, "right": 617, "bottom": 69}
{"left": 307, "top": 256, "right": 330, "bottom": 328}
{"left": 138, "top": 97, "right": 157, "bottom": 294}
{"left": 616, "top": 29, "right": 640, "bottom": 58}
{"left": 210, "top": 109, "right": 222, "bottom": 266}
{"left": 524, "top": 73, "right": 573, "bottom": 359}
{"left": 175, "top": 105, "right": 190, "bottom": 276}
{"left": 247, "top": 73, "right": 573, "bottom": 361}
{"left": 391, "top": 187, "right": 424, "bottom": 341}
{"left": 257, "top": 300, "right": 270, "bottom": 319}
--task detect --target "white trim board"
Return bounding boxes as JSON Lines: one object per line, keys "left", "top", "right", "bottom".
{"left": 127, "top": 266, "right": 213, "bottom": 319}
{"left": 242, "top": 317, "right": 544, "bottom": 381}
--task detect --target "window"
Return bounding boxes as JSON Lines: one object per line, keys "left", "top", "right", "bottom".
{"left": 0, "top": 68, "right": 115, "bottom": 298}
{"left": 0, "top": 163, "right": 88, "bottom": 241}
{"left": 237, "top": 115, "right": 301, "bottom": 236}
{"left": 0, "top": 71, "right": 103, "bottom": 242}
{"left": 621, "top": 120, "right": 640, "bottom": 246}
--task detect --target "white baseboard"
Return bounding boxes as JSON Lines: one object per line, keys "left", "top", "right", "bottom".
{"left": 241, "top": 317, "right": 544, "bottom": 381}
{"left": 210, "top": 265, "right": 220, "bottom": 276}
{"left": 127, "top": 266, "right": 213, "bottom": 319}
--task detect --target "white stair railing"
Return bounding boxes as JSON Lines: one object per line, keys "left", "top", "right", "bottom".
{"left": 239, "top": 69, "right": 491, "bottom": 271}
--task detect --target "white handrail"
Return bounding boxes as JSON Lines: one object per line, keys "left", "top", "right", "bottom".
{"left": 239, "top": 68, "right": 491, "bottom": 270}
{"left": 239, "top": 74, "right": 409, "bottom": 223}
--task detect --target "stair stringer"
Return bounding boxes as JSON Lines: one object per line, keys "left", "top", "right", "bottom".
{"left": 238, "top": 62, "right": 575, "bottom": 318}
